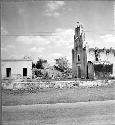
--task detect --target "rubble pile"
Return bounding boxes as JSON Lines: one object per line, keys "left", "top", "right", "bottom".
{"left": 2, "top": 79, "right": 115, "bottom": 91}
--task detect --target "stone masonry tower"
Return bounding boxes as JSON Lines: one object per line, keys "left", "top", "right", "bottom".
{"left": 72, "top": 22, "right": 87, "bottom": 78}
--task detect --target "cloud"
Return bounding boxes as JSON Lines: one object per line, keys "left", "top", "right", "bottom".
{"left": 16, "top": 28, "right": 74, "bottom": 48}
{"left": 6, "top": 45, "right": 15, "bottom": 49}
{"left": 46, "top": 11, "right": 60, "bottom": 17}
{"left": 29, "top": 47, "right": 44, "bottom": 53}
{"left": 87, "top": 34, "right": 115, "bottom": 49}
{"left": 100, "top": 34, "right": 115, "bottom": 43}
{"left": 1, "top": 47, "right": 7, "bottom": 52}
{"left": 16, "top": 36, "right": 50, "bottom": 45}
{"left": 49, "top": 28, "right": 74, "bottom": 47}
{"left": 46, "top": 53, "right": 72, "bottom": 67}
{"left": 1, "top": 44, "right": 16, "bottom": 59}
{"left": 47, "top": 1, "right": 65, "bottom": 11}
{"left": 1, "top": 26, "right": 8, "bottom": 35}
{"left": 9, "top": 55, "right": 20, "bottom": 59}
{"left": 12, "top": 28, "right": 75, "bottom": 62}
{"left": 113, "top": 3, "right": 115, "bottom": 29}
{"left": 99, "top": 34, "right": 115, "bottom": 48}
{"left": 49, "top": 53, "right": 63, "bottom": 58}
{"left": 18, "top": 8, "right": 25, "bottom": 15}
{"left": 53, "top": 12, "right": 60, "bottom": 17}
{"left": 45, "top": 1, "right": 65, "bottom": 17}
{"left": 1, "top": 45, "right": 15, "bottom": 52}
{"left": 46, "top": 53, "right": 64, "bottom": 66}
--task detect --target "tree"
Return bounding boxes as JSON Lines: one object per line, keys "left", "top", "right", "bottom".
{"left": 54, "top": 57, "right": 70, "bottom": 73}
{"left": 32, "top": 62, "right": 36, "bottom": 68}
{"left": 94, "top": 63, "right": 113, "bottom": 79}
{"left": 94, "top": 47, "right": 99, "bottom": 61}
{"left": 33, "top": 69, "right": 43, "bottom": 77}
{"left": 36, "top": 58, "right": 47, "bottom": 69}
{"left": 43, "top": 72, "right": 49, "bottom": 79}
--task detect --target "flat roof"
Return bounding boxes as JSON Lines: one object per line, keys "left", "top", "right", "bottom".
{"left": 93, "top": 61, "right": 112, "bottom": 65}
{"left": 2, "top": 59, "right": 33, "bottom": 62}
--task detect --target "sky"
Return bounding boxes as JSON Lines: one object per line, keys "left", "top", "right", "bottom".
{"left": 1, "top": 1, "right": 115, "bottom": 65}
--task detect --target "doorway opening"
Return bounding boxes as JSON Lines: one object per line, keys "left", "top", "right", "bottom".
{"left": 6, "top": 68, "right": 11, "bottom": 77}
{"left": 77, "top": 66, "right": 81, "bottom": 78}
{"left": 23, "top": 68, "right": 27, "bottom": 77}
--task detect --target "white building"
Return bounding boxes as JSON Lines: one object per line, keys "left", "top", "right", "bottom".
{"left": 1, "top": 59, "right": 32, "bottom": 79}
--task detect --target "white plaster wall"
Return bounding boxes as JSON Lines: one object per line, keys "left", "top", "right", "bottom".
{"left": 87, "top": 51, "right": 115, "bottom": 76}
{"left": 2, "top": 60, "right": 32, "bottom": 78}
{"left": 87, "top": 51, "right": 95, "bottom": 62}
{"left": 99, "top": 52, "right": 114, "bottom": 62}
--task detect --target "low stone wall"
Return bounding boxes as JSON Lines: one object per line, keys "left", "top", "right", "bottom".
{"left": 2, "top": 80, "right": 115, "bottom": 90}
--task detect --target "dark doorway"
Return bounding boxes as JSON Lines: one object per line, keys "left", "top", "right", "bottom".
{"left": 23, "top": 68, "right": 27, "bottom": 76}
{"left": 6, "top": 68, "right": 11, "bottom": 77}
{"left": 77, "top": 66, "right": 81, "bottom": 78}
{"left": 87, "top": 65, "right": 89, "bottom": 79}
{"left": 77, "top": 54, "right": 80, "bottom": 61}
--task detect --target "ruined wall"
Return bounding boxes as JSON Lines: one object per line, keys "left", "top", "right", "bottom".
{"left": 87, "top": 61, "right": 94, "bottom": 79}
{"left": 72, "top": 49, "right": 76, "bottom": 77}
{"left": 94, "top": 64, "right": 113, "bottom": 79}
{"left": 2, "top": 60, "right": 32, "bottom": 79}
{"left": 99, "top": 51, "right": 115, "bottom": 75}
{"left": 87, "top": 48, "right": 115, "bottom": 76}
{"left": 83, "top": 48, "right": 87, "bottom": 78}
{"left": 87, "top": 49, "right": 95, "bottom": 62}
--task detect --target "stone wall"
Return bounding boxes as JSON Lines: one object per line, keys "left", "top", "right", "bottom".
{"left": 2, "top": 80, "right": 115, "bottom": 90}
{"left": 2, "top": 60, "right": 32, "bottom": 79}
{"left": 87, "top": 61, "right": 94, "bottom": 79}
{"left": 87, "top": 48, "right": 115, "bottom": 76}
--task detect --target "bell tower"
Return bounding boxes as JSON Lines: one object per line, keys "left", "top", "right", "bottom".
{"left": 72, "top": 22, "right": 87, "bottom": 78}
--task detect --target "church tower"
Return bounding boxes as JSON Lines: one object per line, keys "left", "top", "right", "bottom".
{"left": 72, "top": 22, "right": 87, "bottom": 78}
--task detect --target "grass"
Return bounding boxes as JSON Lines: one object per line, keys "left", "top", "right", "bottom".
{"left": 3, "top": 100, "right": 115, "bottom": 125}
{"left": 2, "top": 84, "right": 115, "bottom": 106}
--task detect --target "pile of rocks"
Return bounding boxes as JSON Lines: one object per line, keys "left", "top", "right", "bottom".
{"left": 2, "top": 79, "right": 115, "bottom": 91}
{"left": 79, "top": 80, "right": 115, "bottom": 88}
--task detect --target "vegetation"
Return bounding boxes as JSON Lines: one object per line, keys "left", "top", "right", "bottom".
{"left": 2, "top": 84, "right": 115, "bottom": 106}
{"left": 54, "top": 57, "right": 72, "bottom": 76}
{"left": 32, "top": 58, "right": 47, "bottom": 69}
{"left": 32, "top": 57, "right": 72, "bottom": 79}
{"left": 94, "top": 64, "right": 113, "bottom": 79}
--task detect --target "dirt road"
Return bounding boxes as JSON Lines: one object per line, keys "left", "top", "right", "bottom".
{"left": 2, "top": 100, "right": 115, "bottom": 125}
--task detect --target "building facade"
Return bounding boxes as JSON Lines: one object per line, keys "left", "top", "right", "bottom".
{"left": 87, "top": 48, "right": 115, "bottom": 78}
{"left": 2, "top": 59, "right": 32, "bottom": 79}
{"left": 72, "top": 23, "right": 87, "bottom": 78}
{"left": 72, "top": 23, "right": 115, "bottom": 79}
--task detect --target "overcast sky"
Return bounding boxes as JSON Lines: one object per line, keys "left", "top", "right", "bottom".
{"left": 1, "top": 1, "right": 115, "bottom": 64}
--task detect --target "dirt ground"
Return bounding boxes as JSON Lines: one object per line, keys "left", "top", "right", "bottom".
{"left": 2, "top": 84, "right": 115, "bottom": 106}
{"left": 2, "top": 100, "right": 115, "bottom": 125}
